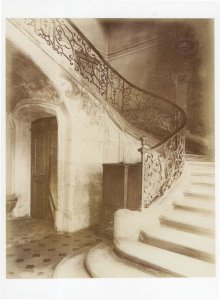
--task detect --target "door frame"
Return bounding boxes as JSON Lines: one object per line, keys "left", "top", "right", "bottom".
{"left": 11, "top": 99, "right": 70, "bottom": 231}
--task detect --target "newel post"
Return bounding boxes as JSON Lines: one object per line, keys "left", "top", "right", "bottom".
{"left": 139, "top": 137, "right": 149, "bottom": 212}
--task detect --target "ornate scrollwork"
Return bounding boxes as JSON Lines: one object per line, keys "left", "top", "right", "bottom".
{"left": 142, "top": 151, "right": 163, "bottom": 206}
{"left": 142, "top": 130, "right": 185, "bottom": 207}
{"left": 14, "top": 18, "right": 187, "bottom": 208}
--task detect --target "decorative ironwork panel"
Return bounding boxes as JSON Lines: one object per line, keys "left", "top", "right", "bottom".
{"left": 142, "top": 130, "right": 185, "bottom": 207}
{"left": 162, "top": 130, "right": 185, "bottom": 192}
{"left": 142, "top": 151, "right": 164, "bottom": 206}
{"left": 106, "top": 69, "right": 124, "bottom": 112}
{"left": 53, "top": 19, "right": 108, "bottom": 96}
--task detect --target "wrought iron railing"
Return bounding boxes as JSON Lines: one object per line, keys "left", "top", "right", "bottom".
{"left": 12, "top": 18, "right": 187, "bottom": 208}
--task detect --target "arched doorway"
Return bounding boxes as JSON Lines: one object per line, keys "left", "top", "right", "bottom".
{"left": 31, "top": 116, "right": 57, "bottom": 222}
{"left": 6, "top": 38, "right": 71, "bottom": 232}
{"left": 11, "top": 99, "right": 70, "bottom": 232}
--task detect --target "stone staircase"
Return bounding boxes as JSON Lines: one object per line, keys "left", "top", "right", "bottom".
{"left": 53, "top": 158, "right": 215, "bottom": 278}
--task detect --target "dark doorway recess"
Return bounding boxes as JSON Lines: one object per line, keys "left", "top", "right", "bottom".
{"left": 31, "top": 117, "right": 57, "bottom": 221}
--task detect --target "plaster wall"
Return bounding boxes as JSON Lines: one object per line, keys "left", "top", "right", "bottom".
{"left": 7, "top": 19, "right": 141, "bottom": 232}
{"left": 57, "top": 89, "right": 141, "bottom": 232}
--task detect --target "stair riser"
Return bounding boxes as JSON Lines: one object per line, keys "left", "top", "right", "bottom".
{"left": 190, "top": 183, "right": 215, "bottom": 189}
{"left": 160, "top": 218, "right": 215, "bottom": 237}
{"left": 186, "top": 186, "right": 215, "bottom": 194}
{"left": 190, "top": 162, "right": 215, "bottom": 165}
{"left": 190, "top": 182, "right": 214, "bottom": 187}
{"left": 184, "top": 192, "right": 214, "bottom": 200}
{"left": 114, "top": 245, "right": 183, "bottom": 278}
{"left": 173, "top": 203, "right": 214, "bottom": 216}
{"left": 140, "top": 234, "right": 215, "bottom": 263}
{"left": 191, "top": 173, "right": 214, "bottom": 177}
{"left": 190, "top": 168, "right": 214, "bottom": 174}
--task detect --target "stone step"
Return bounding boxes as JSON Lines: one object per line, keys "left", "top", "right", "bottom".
{"left": 189, "top": 162, "right": 215, "bottom": 172}
{"left": 190, "top": 175, "right": 215, "bottom": 185}
{"left": 85, "top": 242, "right": 165, "bottom": 278}
{"left": 173, "top": 198, "right": 215, "bottom": 215}
{"left": 188, "top": 161, "right": 215, "bottom": 167}
{"left": 184, "top": 192, "right": 214, "bottom": 201}
{"left": 191, "top": 171, "right": 215, "bottom": 177}
{"left": 140, "top": 226, "right": 215, "bottom": 263}
{"left": 159, "top": 210, "right": 215, "bottom": 236}
{"left": 190, "top": 167, "right": 215, "bottom": 176}
{"left": 190, "top": 182, "right": 215, "bottom": 189}
{"left": 185, "top": 154, "right": 213, "bottom": 162}
{"left": 115, "top": 240, "right": 215, "bottom": 277}
{"left": 184, "top": 185, "right": 215, "bottom": 199}
{"left": 53, "top": 252, "right": 91, "bottom": 278}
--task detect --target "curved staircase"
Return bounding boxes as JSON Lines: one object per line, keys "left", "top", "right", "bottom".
{"left": 54, "top": 159, "right": 215, "bottom": 278}
{"left": 8, "top": 19, "right": 215, "bottom": 278}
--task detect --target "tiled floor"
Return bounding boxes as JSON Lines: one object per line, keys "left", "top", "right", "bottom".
{"left": 6, "top": 217, "right": 103, "bottom": 278}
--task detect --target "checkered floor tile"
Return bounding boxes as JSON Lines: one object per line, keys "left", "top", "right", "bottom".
{"left": 6, "top": 217, "right": 103, "bottom": 278}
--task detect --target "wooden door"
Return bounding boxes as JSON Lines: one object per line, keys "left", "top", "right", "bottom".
{"left": 31, "top": 117, "right": 57, "bottom": 220}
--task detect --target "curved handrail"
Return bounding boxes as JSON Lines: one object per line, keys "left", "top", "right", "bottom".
{"left": 11, "top": 18, "right": 187, "bottom": 208}
{"left": 66, "top": 18, "right": 187, "bottom": 150}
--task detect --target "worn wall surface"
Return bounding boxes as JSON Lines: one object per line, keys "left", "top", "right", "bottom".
{"left": 60, "top": 90, "right": 141, "bottom": 232}
{"left": 6, "top": 31, "right": 141, "bottom": 232}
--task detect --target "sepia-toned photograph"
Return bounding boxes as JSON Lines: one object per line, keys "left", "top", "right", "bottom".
{"left": 5, "top": 17, "right": 216, "bottom": 281}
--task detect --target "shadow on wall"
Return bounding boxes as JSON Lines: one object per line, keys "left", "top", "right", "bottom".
{"left": 186, "top": 133, "right": 214, "bottom": 157}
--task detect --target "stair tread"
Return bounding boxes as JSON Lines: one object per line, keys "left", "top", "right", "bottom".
{"left": 116, "top": 240, "right": 215, "bottom": 277}
{"left": 191, "top": 172, "right": 215, "bottom": 176}
{"left": 173, "top": 198, "right": 215, "bottom": 212}
{"left": 190, "top": 182, "right": 215, "bottom": 188}
{"left": 185, "top": 154, "right": 214, "bottom": 162}
{"left": 190, "top": 177, "right": 215, "bottom": 185}
{"left": 160, "top": 210, "right": 215, "bottom": 232}
{"left": 86, "top": 242, "right": 160, "bottom": 278}
{"left": 188, "top": 160, "right": 215, "bottom": 166}
{"left": 189, "top": 163, "right": 215, "bottom": 172}
{"left": 184, "top": 184, "right": 215, "bottom": 199}
{"left": 190, "top": 173, "right": 215, "bottom": 185}
{"left": 190, "top": 168, "right": 215, "bottom": 175}
{"left": 184, "top": 192, "right": 214, "bottom": 200}
{"left": 140, "top": 226, "right": 215, "bottom": 256}
{"left": 53, "top": 252, "right": 91, "bottom": 278}
{"left": 186, "top": 184, "right": 214, "bottom": 195}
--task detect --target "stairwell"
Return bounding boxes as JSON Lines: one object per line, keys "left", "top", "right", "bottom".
{"left": 7, "top": 19, "right": 215, "bottom": 278}
{"left": 54, "top": 157, "right": 215, "bottom": 278}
